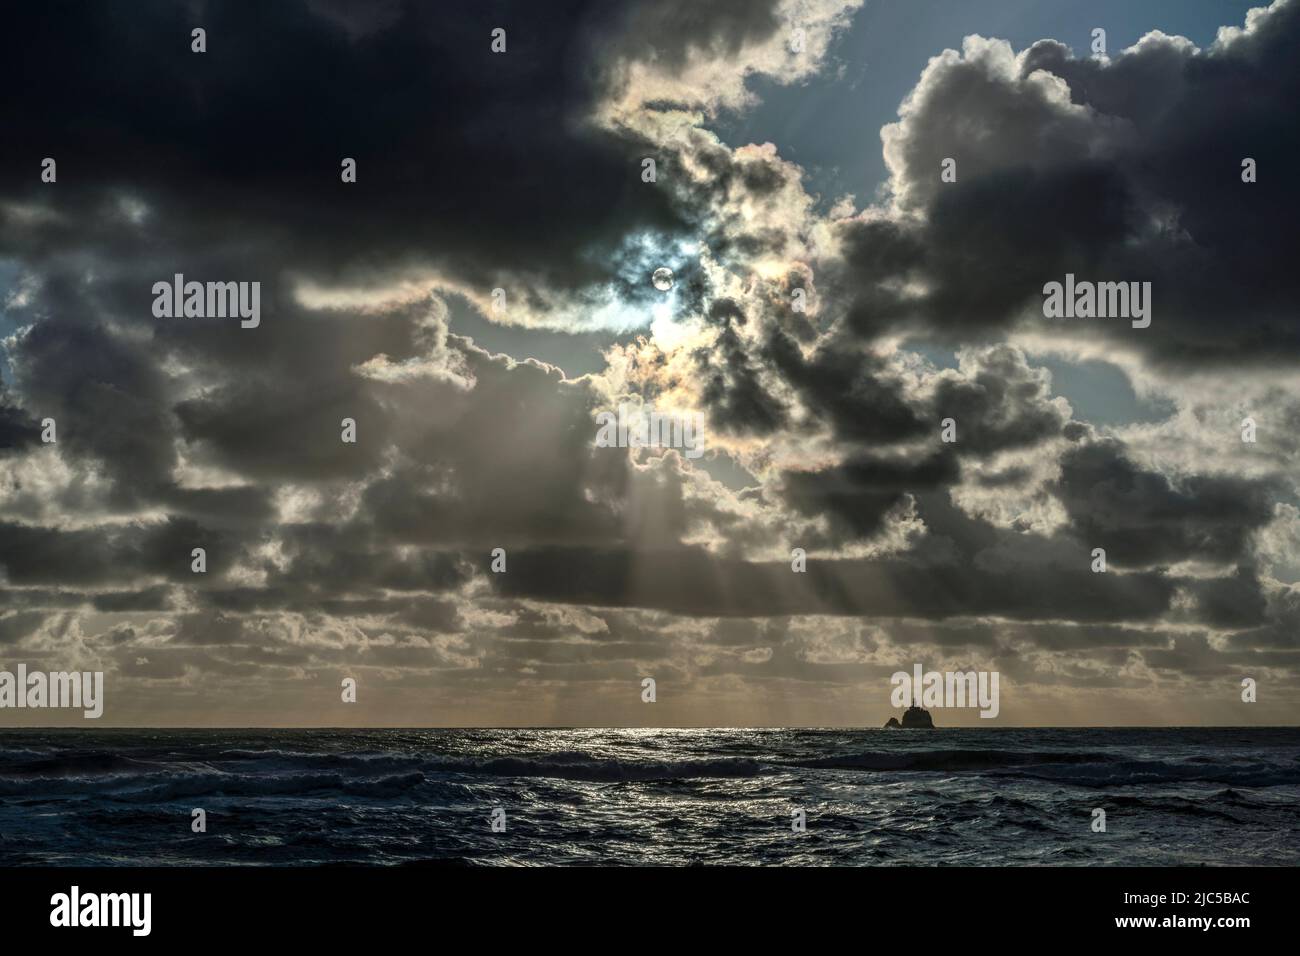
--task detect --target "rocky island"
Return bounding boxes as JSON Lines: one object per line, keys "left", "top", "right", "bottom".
{"left": 884, "top": 705, "right": 935, "bottom": 728}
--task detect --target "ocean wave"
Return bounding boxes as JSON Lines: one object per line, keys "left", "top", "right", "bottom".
{"left": 0, "top": 769, "right": 449, "bottom": 801}
{"left": 0, "top": 751, "right": 157, "bottom": 776}
{"left": 0, "top": 752, "right": 770, "bottom": 790}
{"left": 423, "top": 755, "right": 767, "bottom": 782}
{"left": 3, "top": 744, "right": 1298, "bottom": 790}
{"left": 2, "top": 729, "right": 1298, "bottom": 866}
{"left": 791, "top": 749, "right": 1117, "bottom": 773}
{"left": 1001, "top": 758, "right": 1300, "bottom": 788}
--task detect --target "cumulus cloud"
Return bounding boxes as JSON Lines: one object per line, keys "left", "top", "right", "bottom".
{"left": 829, "top": 0, "right": 1300, "bottom": 366}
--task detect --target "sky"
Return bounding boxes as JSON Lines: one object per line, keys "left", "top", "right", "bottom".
{"left": 1, "top": 0, "right": 1298, "bottom": 727}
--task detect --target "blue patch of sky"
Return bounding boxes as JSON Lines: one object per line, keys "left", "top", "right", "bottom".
{"left": 714, "top": 0, "right": 1259, "bottom": 207}
{"left": 1036, "top": 356, "right": 1175, "bottom": 425}
{"left": 906, "top": 344, "right": 1174, "bottom": 426}
{"left": 445, "top": 292, "right": 639, "bottom": 379}
{"left": 694, "top": 448, "right": 759, "bottom": 491}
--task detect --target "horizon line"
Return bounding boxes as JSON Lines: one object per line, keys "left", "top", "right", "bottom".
{"left": 2, "top": 724, "right": 1297, "bottom": 731}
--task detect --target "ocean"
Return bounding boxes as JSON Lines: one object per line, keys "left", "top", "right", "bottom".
{"left": 1, "top": 727, "right": 1297, "bottom": 866}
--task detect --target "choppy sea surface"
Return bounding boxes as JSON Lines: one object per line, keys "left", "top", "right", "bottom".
{"left": 1, "top": 727, "right": 1297, "bottom": 866}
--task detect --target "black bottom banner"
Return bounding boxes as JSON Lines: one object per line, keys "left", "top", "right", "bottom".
{"left": 0, "top": 865, "right": 1276, "bottom": 943}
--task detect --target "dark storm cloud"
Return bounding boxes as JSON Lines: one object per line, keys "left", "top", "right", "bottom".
{"left": 10, "top": 296, "right": 176, "bottom": 505}
{"left": 930, "top": 345, "right": 1069, "bottom": 454}
{"left": 0, "top": 517, "right": 250, "bottom": 586}
{"left": 1, "top": 263, "right": 276, "bottom": 523}
{"left": 706, "top": 617, "right": 790, "bottom": 646}
{"left": 159, "top": 485, "right": 276, "bottom": 526}
{"left": 757, "top": 333, "right": 1066, "bottom": 456}
{"left": 91, "top": 585, "right": 175, "bottom": 613}
{"left": 1186, "top": 566, "right": 1269, "bottom": 629}
{"left": 5, "top": 258, "right": 437, "bottom": 508}
{"left": 782, "top": 451, "right": 958, "bottom": 543}
{"left": 878, "top": 619, "right": 999, "bottom": 648}
{"left": 388, "top": 598, "right": 463, "bottom": 633}
{"left": 170, "top": 613, "right": 252, "bottom": 647}
{"left": 660, "top": 308, "right": 1055, "bottom": 583}
{"left": 486, "top": 636, "right": 665, "bottom": 667}
{"left": 491, "top": 543, "right": 1174, "bottom": 621}
{"left": 839, "top": 164, "right": 1134, "bottom": 342}
{"left": 0, "top": 390, "right": 41, "bottom": 454}
{"left": 0, "top": 522, "right": 146, "bottom": 587}
{"left": 0, "top": 611, "right": 47, "bottom": 644}
{"left": 764, "top": 328, "right": 926, "bottom": 443}
{"left": 1051, "top": 439, "right": 1277, "bottom": 568}
{"left": 0, "top": 0, "right": 693, "bottom": 291}
{"left": 1224, "top": 584, "right": 1300, "bottom": 650}
{"left": 999, "top": 622, "right": 1177, "bottom": 651}
{"left": 0, "top": 590, "right": 83, "bottom": 611}
{"left": 832, "top": 0, "right": 1300, "bottom": 366}
{"left": 974, "top": 466, "right": 1032, "bottom": 488}
{"left": 174, "top": 378, "right": 392, "bottom": 482}
{"left": 267, "top": 524, "right": 469, "bottom": 593}
{"left": 1140, "top": 634, "right": 1275, "bottom": 679}
{"left": 696, "top": 323, "right": 789, "bottom": 436}
{"left": 1017, "top": 19, "right": 1300, "bottom": 365}
{"left": 190, "top": 549, "right": 470, "bottom": 615}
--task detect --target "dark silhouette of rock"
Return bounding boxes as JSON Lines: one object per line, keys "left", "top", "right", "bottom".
{"left": 885, "top": 705, "right": 935, "bottom": 728}
{"left": 902, "top": 705, "right": 935, "bottom": 728}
